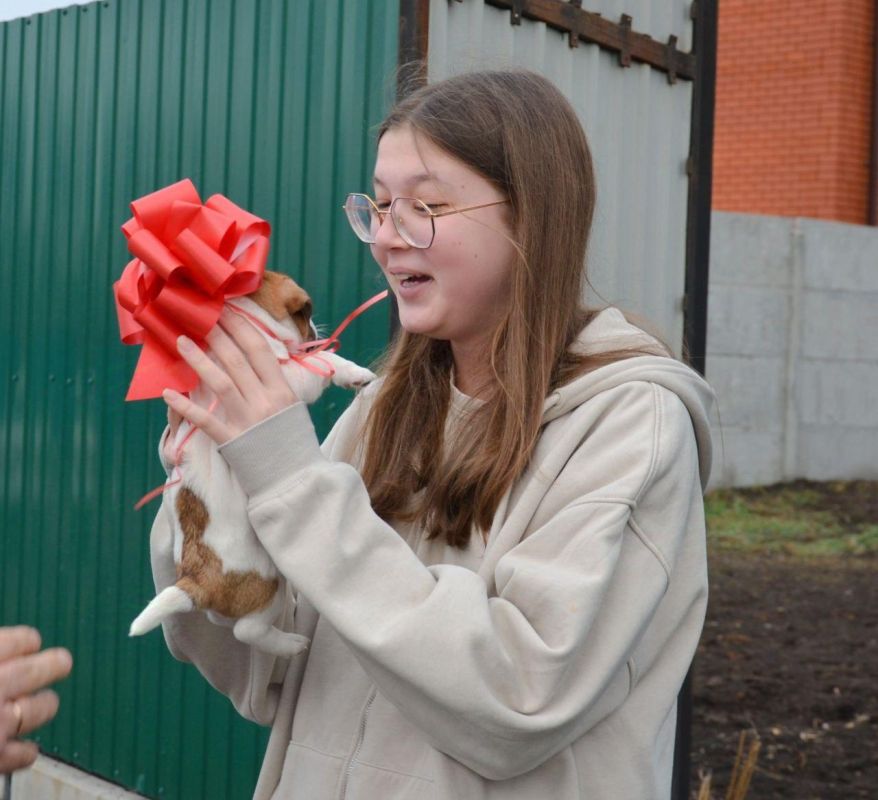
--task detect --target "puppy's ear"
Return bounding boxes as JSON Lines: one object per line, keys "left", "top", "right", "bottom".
{"left": 249, "top": 271, "right": 313, "bottom": 339}
{"left": 284, "top": 283, "right": 313, "bottom": 341}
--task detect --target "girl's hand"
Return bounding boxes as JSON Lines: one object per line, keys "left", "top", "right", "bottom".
{"left": 167, "top": 406, "right": 183, "bottom": 440}
{"left": 161, "top": 405, "right": 184, "bottom": 466}
{"left": 163, "top": 308, "right": 299, "bottom": 446}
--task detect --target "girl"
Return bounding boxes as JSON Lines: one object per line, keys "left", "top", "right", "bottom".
{"left": 154, "top": 69, "right": 715, "bottom": 799}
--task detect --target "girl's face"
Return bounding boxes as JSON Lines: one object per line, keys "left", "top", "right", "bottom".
{"left": 370, "top": 125, "right": 517, "bottom": 354}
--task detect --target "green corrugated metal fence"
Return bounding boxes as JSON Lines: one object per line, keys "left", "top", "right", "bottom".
{"left": 0, "top": 0, "right": 398, "bottom": 796}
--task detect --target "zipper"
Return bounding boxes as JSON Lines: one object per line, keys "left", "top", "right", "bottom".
{"left": 337, "top": 686, "right": 377, "bottom": 800}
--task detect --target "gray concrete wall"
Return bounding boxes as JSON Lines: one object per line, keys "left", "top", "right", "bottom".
{"left": 706, "top": 212, "right": 878, "bottom": 488}
{"left": 429, "top": 0, "right": 694, "bottom": 358}
{"left": 0, "top": 755, "right": 145, "bottom": 799}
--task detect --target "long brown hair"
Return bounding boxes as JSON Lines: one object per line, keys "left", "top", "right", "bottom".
{"left": 360, "top": 70, "right": 667, "bottom": 548}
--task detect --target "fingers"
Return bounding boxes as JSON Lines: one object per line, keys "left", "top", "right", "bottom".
{"left": 0, "top": 648, "right": 72, "bottom": 702}
{"left": 176, "top": 328, "right": 286, "bottom": 424}
{"left": 0, "top": 739, "right": 39, "bottom": 774}
{"left": 18, "top": 690, "right": 60, "bottom": 736}
{"left": 0, "top": 637, "right": 70, "bottom": 777}
{"left": 163, "top": 389, "right": 232, "bottom": 445}
{"left": 0, "top": 627, "right": 41, "bottom": 663}
{"left": 205, "top": 322, "right": 265, "bottom": 399}
{"left": 170, "top": 311, "right": 299, "bottom": 444}
{"left": 217, "top": 309, "right": 292, "bottom": 395}
{"left": 167, "top": 405, "right": 183, "bottom": 439}
{"left": 2, "top": 690, "right": 59, "bottom": 740}
{"left": 176, "top": 335, "right": 250, "bottom": 413}
{"left": 164, "top": 406, "right": 184, "bottom": 463}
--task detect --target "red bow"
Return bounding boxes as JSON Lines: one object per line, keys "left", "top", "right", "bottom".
{"left": 113, "top": 179, "right": 270, "bottom": 400}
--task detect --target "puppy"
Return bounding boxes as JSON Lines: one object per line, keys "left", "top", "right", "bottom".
{"left": 129, "top": 271, "right": 376, "bottom": 655}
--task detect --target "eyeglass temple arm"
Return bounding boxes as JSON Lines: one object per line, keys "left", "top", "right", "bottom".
{"left": 431, "top": 199, "right": 509, "bottom": 218}
{"left": 342, "top": 197, "right": 506, "bottom": 218}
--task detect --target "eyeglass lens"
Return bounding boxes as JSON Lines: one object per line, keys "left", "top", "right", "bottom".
{"left": 344, "top": 195, "right": 434, "bottom": 249}
{"left": 391, "top": 198, "right": 434, "bottom": 248}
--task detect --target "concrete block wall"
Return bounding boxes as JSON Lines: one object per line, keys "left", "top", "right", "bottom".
{"left": 706, "top": 211, "right": 878, "bottom": 488}
{"left": 0, "top": 756, "right": 144, "bottom": 799}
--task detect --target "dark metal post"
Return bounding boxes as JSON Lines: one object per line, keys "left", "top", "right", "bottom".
{"left": 675, "top": 1, "right": 718, "bottom": 799}
{"left": 682, "top": 0, "right": 718, "bottom": 378}
{"left": 672, "top": 669, "right": 695, "bottom": 800}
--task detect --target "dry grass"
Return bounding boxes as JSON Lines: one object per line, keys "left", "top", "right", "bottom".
{"left": 696, "top": 729, "right": 761, "bottom": 800}
{"left": 696, "top": 772, "right": 712, "bottom": 800}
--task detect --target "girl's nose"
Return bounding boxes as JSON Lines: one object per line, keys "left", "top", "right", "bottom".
{"left": 373, "top": 209, "right": 409, "bottom": 250}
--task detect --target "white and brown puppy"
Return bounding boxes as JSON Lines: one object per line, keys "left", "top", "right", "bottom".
{"left": 129, "top": 271, "right": 376, "bottom": 656}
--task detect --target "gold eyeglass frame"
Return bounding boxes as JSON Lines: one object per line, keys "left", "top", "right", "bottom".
{"left": 342, "top": 192, "right": 509, "bottom": 249}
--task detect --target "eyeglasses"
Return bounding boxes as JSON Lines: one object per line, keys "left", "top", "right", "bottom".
{"left": 342, "top": 193, "right": 509, "bottom": 249}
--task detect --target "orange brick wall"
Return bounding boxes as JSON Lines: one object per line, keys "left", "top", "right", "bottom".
{"left": 712, "top": 0, "right": 875, "bottom": 224}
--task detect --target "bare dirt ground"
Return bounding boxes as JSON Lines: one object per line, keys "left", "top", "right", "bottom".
{"left": 690, "top": 481, "right": 878, "bottom": 799}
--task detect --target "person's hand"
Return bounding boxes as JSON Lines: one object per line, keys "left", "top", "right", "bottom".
{"left": 163, "top": 308, "right": 299, "bottom": 446}
{"left": 161, "top": 405, "right": 184, "bottom": 466}
{"left": 0, "top": 627, "right": 73, "bottom": 774}
{"left": 168, "top": 405, "right": 183, "bottom": 440}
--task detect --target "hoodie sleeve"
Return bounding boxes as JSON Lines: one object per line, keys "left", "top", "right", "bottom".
{"left": 218, "top": 380, "right": 706, "bottom": 779}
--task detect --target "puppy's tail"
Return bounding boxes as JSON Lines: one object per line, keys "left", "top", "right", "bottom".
{"left": 129, "top": 586, "right": 194, "bottom": 636}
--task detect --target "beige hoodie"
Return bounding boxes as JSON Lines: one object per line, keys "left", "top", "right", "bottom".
{"left": 149, "top": 307, "right": 715, "bottom": 799}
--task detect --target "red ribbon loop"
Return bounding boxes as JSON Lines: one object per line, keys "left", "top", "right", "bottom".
{"left": 114, "top": 179, "right": 270, "bottom": 400}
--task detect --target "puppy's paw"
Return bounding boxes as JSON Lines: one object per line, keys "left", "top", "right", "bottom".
{"left": 283, "top": 635, "right": 311, "bottom": 657}
{"left": 337, "top": 365, "right": 377, "bottom": 389}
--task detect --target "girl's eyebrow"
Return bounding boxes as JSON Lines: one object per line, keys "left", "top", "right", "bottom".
{"left": 373, "top": 172, "right": 451, "bottom": 189}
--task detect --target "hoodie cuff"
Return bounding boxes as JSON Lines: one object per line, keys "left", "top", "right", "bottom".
{"left": 218, "top": 402, "right": 324, "bottom": 497}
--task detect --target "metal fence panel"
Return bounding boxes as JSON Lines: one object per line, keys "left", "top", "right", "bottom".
{"left": 0, "top": 0, "right": 397, "bottom": 796}
{"left": 428, "top": 0, "right": 694, "bottom": 352}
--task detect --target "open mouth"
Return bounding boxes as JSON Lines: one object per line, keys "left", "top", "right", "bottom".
{"left": 397, "top": 273, "right": 432, "bottom": 288}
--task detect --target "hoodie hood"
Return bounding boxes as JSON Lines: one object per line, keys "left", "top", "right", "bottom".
{"left": 543, "top": 308, "right": 716, "bottom": 490}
